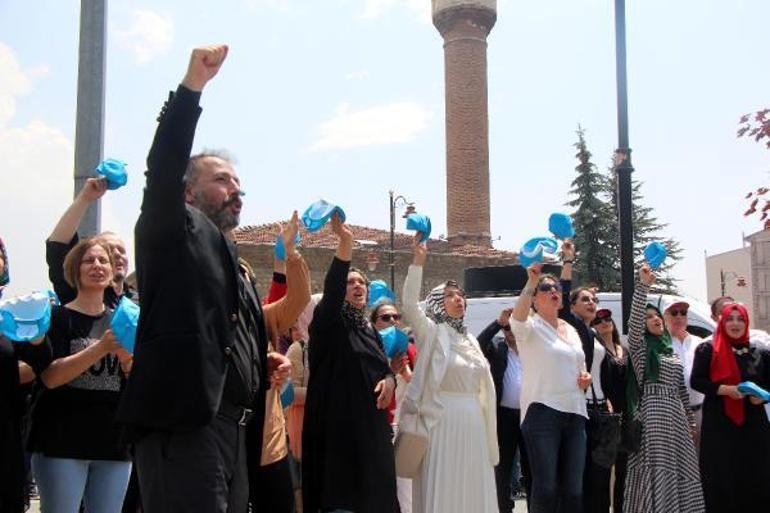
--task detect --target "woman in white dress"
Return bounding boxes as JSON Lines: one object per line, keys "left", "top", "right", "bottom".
{"left": 401, "top": 237, "right": 498, "bottom": 513}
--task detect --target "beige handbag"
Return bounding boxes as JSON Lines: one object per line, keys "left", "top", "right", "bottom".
{"left": 393, "top": 335, "right": 437, "bottom": 478}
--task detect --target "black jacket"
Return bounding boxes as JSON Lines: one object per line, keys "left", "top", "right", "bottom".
{"left": 477, "top": 320, "right": 513, "bottom": 407}
{"left": 117, "top": 87, "right": 268, "bottom": 431}
{"left": 302, "top": 257, "right": 396, "bottom": 513}
{"left": 559, "top": 279, "right": 598, "bottom": 371}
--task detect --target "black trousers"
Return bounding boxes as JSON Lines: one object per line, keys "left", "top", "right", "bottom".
{"left": 134, "top": 414, "right": 248, "bottom": 513}
{"left": 612, "top": 452, "right": 627, "bottom": 513}
{"left": 248, "top": 456, "right": 295, "bottom": 513}
{"left": 495, "top": 406, "right": 531, "bottom": 513}
{"left": 583, "top": 403, "right": 611, "bottom": 513}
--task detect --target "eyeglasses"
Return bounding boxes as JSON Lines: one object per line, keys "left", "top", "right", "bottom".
{"left": 579, "top": 296, "right": 600, "bottom": 304}
{"left": 377, "top": 313, "right": 402, "bottom": 322}
{"left": 537, "top": 283, "right": 562, "bottom": 293}
{"left": 668, "top": 309, "right": 688, "bottom": 317}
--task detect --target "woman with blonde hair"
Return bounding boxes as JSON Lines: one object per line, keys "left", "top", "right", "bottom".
{"left": 29, "top": 237, "right": 131, "bottom": 513}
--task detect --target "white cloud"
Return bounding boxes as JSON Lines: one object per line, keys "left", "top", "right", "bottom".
{"left": 0, "top": 43, "right": 75, "bottom": 297}
{"left": 244, "top": 0, "right": 292, "bottom": 11}
{"left": 360, "top": 0, "right": 430, "bottom": 21}
{"left": 309, "top": 101, "right": 432, "bottom": 150}
{"left": 0, "top": 43, "right": 48, "bottom": 127}
{"left": 114, "top": 10, "right": 174, "bottom": 65}
{"left": 345, "top": 69, "right": 369, "bottom": 81}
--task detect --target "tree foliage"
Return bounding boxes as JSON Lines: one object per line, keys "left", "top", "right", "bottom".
{"left": 566, "top": 127, "right": 618, "bottom": 289}
{"left": 567, "top": 126, "right": 682, "bottom": 294}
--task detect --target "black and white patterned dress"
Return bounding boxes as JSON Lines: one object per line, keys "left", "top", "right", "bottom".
{"left": 623, "top": 283, "right": 705, "bottom": 513}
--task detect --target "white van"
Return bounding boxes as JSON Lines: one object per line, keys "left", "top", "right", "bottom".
{"left": 464, "top": 292, "right": 716, "bottom": 339}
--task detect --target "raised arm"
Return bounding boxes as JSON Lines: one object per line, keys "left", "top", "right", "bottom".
{"left": 477, "top": 307, "right": 513, "bottom": 356}
{"left": 401, "top": 236, "right": 437, "bottom": 352}
{"left": 311, "top": 214, "right": 353, "bottom": 331}
{"left": 137, "top": 45, "right": 228, "bottom": 245}
{"left": 512, "top": 264, "right": 540, "bottom": 323}
{"left": 627, "top": 264, "right": 654, "bottom": 385}
{"left": 263, "top": 213, "right": 312, "bottom": 337}
{"left": 49, "top": 178, "right": 107, "bottom": 243}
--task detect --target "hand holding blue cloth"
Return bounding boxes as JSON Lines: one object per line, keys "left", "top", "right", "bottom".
{"left": 738, "top": 381, "right": 770, "bottom": 403}
{"left": 301, "top": 199, "right": 346, "bottom": 232}
{"left": 644, "top": 242, "right": 668, "bottom": 270}
{"left": 275, "top": 232, "right": 301, "bottom": 262}
{"left": 406, "top": 214, "right": 431, "bottom": 242}
{"left": 95, "top": 158, "right": 129, "bottom": 190}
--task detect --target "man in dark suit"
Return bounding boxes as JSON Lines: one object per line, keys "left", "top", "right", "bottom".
{"left": 117, "top": 45, "right": 290, "bottom": 513}
{"left": 477, "top": 307, "right": 530, "bottom": 512}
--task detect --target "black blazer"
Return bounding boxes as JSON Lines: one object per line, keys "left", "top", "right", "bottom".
{"left": 117, "top": 87, "right": 268, "bottom": 431}
{"left": 559, "top": 279, "right": 597, "bottom": 371}
{"left": 477, "top": 320, "right": 512, "bottom": 408}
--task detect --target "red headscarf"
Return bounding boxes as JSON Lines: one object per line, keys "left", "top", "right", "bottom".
{"left": 710, "top": 303, "right": 750, "bottom": 425}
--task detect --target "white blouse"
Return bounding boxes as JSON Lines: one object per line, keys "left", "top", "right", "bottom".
{"left": 510, "top": 313, "right": 588, "bottom": 422}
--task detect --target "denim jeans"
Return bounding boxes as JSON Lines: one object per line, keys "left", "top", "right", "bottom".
{"left": 31, "top": 453, "right": 131, "bottom": 513}
{"left": 521, "top": 402, "right": 586, "bottom": 513}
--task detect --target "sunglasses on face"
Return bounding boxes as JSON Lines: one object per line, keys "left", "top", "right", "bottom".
{"left": 378, "top": 313, "right": 402, "bottom": 322}
{"left": 578, "top": 296, "right": 600, "bottom": 304}
{"left": 668, "top": 309, "right": 688, "bottom": 317}
{"left": 591, "top": 317, "right": 612, "bottom": 326}
{"left": 537, "top": 283, "right": 562, "bottom": 293}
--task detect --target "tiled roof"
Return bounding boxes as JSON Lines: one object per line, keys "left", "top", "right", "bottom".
{"left": 234, "top": 222, "right": 516, "bottom": 258}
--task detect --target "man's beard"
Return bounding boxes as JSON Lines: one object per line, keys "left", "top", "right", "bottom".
{"left": 193, "top": 192, "right": 241, "bottom": 232}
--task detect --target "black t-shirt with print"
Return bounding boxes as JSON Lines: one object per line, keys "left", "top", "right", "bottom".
{"left": 28, "top": 305, "right": 129, "bottom": 461}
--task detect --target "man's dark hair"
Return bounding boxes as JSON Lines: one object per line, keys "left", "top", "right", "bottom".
{"left": 570, "top": 286, "right": 596, "bottom": 305}
{"left": 710, "top": 295, "right": 735, "bottom": 317}
{"left": 184, "top": 149, "right": 238, "bottom": 187}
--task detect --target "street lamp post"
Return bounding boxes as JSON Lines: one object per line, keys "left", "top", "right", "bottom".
{"left": 389, "top": 191, "right": 416, "bottom": 289}
{"left": 614, "top": 0, "right": 636, "bottom": 335}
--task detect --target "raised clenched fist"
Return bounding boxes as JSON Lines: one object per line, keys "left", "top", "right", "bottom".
{"left": 182, "top": 44, "right": 229, "bottom": 92}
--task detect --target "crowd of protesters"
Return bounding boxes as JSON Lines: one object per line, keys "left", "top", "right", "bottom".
{"left": 2, "top": 44, "right": 770, "bottom": 513}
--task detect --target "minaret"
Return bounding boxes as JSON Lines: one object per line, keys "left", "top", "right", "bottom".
{"left": 433, "top": 0, "right": 496, "bottom": 247}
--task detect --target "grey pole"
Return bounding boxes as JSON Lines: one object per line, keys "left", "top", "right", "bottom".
{"left": 73, "top": 0, "right": 107, "bottom": 236}
{"left": 614, "top": 0, "right": 635, "bottom": 334}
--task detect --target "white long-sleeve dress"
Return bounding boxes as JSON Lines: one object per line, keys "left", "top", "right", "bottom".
{"left": 402, "top": 265, "right": 498, "bottom": 513}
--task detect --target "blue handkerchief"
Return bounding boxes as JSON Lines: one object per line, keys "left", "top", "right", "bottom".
{"left": 519, "top": 237, "right": 559, "bottom": 268}
{"left": 111, "top": 297, "right": 140, "bottom": 354}
{"left": 379, "top": 325, "right": 409, "bottom": 358}
{"left": 406, "top": 214, "right": 431, "bottom": 242}
{"left": 644, "top": 242, "right": 667, "bottom": 270}
{"left": 0, "top": 290, "right": 58, "bottom": 342}
{"left": 368, "top": 280, "right": 396, "bottom": 307}
{"left": 275, "top": 232, "right": 302, "bottom": 262}
{"left": 548, "top": 212, "right": 575, "bottom": 239}
{"left": 301, "top": 199, "right": 346, "bottom": 232}
{"left": 95, "top": 158, "right": 128, "bottom": 190}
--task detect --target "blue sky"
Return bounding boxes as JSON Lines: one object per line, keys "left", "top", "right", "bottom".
{"left": 1, "top": 0, "right": 769, "bottom": 302}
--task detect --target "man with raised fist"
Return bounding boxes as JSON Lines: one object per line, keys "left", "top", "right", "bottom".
{"left": 118, "top": 45, "right": 290, "bottom": 513}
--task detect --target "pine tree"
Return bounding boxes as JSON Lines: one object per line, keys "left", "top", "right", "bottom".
{"left": 604, "top": 169, "right": 683, "bottom": 294}
{"left": 565, "top": 127, "right": 619, "bottom": 289}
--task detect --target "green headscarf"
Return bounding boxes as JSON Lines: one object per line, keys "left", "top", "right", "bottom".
{"left": 626, "top": 304, "right": 673, "bottom": 415}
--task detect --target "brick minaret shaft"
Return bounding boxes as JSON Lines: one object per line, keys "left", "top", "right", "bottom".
{"left": 433, "top": 0, "right": 496, "bottom": 247}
